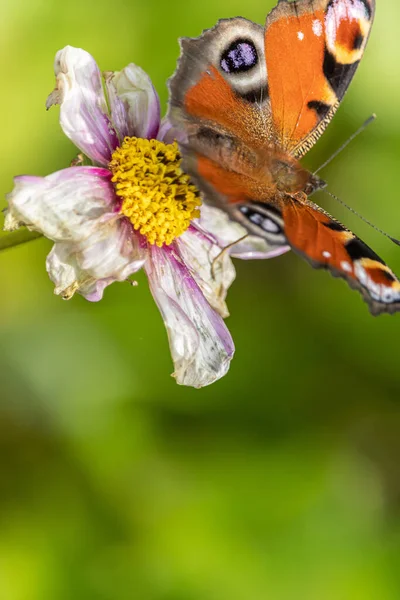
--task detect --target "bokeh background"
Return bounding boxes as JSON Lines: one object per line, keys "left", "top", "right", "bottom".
{"left": 1, "top": 0, "right": 400, "bottom": 598}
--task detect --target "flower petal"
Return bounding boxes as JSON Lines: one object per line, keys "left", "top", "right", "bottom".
{"left": 157, "top": 116, "right": 187, "bottom": 144}
{"left": 46, "top": 46, "right": 119, "bottom": 165}
{"left": 197, "top": 204, "right": 291, "bottom": 260}
{"left": 103, "top": 71, "right": 130, "bottom": 142}
{"left": 46, "top": 221, "right": 145, "bottom": 302}
{"left": 104, "top": 64, "right": 160, "bottom": 140}
{"left": 5, "top": 165, "right": 145, "bottom": 299}
{"left": 145, "top": 244, "right": 234, "bottom": 388}
{"left": 46, "top": 243, "right": 116, "bottom": 301}
{"left": 177, "top": 225, "right": 235, "bottom": 318}
{"left": 77, "top": 219, "right": 145, "bottom": 281}
{"left": 5, "top": 166, "right": 115, "bottom": 242}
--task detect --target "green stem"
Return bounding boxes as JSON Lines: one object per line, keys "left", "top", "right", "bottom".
{"left": 0, "top": 229, "right": 43, "bottom": 252}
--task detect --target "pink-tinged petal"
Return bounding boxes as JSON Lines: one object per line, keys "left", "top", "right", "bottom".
{"left": 145, "top": 244, "right": 234, "bottom": 388}
{"left": 103, "top": 71, "right": 129, "bottom": 142}
{"left": 46, "top": 222, "right": 145, "bottom": 302}
{"left": 83, "top": 279, "right": 116, "bottom": 302}
{"left": 197, "top": 204, "right": 291, "bottom": 260}
{"left": 46, "top": 243, "right": 113, "bottom": 301}
{"left": 46, "top": 243, "right": 80, "bottom": 297}
{"left": 77, "top": 219, "right": 145, "bottom": 281}
{"left": 46, "top": 46, "right": 119, "bottom": 166}
{"left": 105, "top": 64, "right": 160, "bottom": 140}
{"left": 157, "top": 116, "right": 187, "bottom": 144}
{"left": 5, "top": 167, "right": 115, "bottom": 242}
{"left": 177, "top": 225, "right": 235, "bottom": 318}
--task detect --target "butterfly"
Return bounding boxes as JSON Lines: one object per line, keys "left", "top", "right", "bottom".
{"left": 168, "top": 0, "right": 400, "bottom": 315}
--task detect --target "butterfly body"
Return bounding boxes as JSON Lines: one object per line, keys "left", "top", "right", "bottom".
{"left": 169, "top": 0, "right": 400, "bottom": 315}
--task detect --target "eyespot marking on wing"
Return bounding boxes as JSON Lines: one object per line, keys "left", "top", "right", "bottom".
{"left": 325, "top": 0, "right": 373, "bottom": 65}
{"left": 237, "top": 203, "right": 287, "bottom": 244}
{"left": 220, "top": 39, "right": 258, "bottom": 74}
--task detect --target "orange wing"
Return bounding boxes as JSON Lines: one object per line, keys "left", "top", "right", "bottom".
{"left": 280, "top": 195, "right": 400, "bottom": 315}
{"left": 232, "top": 196, "right": 400, "bottom": 315}
{"left": 265, "top": 0, "right": 376, "bottom": 157}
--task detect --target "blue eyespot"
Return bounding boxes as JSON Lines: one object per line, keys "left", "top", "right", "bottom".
{"left": 220, "top": 39, "right": 258, "bottom": 74}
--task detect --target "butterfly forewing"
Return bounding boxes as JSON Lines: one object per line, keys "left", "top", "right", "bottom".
{"left": 265, "top": 0, "right": 376, "bottom": 157}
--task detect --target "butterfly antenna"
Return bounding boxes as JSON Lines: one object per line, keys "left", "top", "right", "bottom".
{"left": 314, "top": 114, "right": 376, "bottom": 175}
{"left": 323, "top": 189, "right": 400, "bottom": 247}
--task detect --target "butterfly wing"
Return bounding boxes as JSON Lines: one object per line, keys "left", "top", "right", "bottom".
{"left": 238, "top": 196, "right": 400, "bottom": 315}
{"left": 265, "top": 0, "right": 376, "bottom": 157}
{"left": 169, "top": 0, "right": 376, "bottom": 167}
{"left": 168, "top": 1, "right": 400, "bottom": 315}
{"left": 168, "top": 16, "right": 313, "bottom": 221}
{"left": 169, "top": 17, "right": 269, "bottom": 151}
{"left": 168, "top": 18, "right": 277, "bottom": 212}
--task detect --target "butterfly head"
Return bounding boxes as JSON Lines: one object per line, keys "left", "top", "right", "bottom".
{"left": 303, "top": 173, "right": 327, "bottom": 196}
{"left": 269, "top": 154, "right": 326, "bottom": 197}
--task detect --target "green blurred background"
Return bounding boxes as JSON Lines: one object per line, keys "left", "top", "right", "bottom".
{"left": 1, "top": 0, "right": 400, "bottom": 598}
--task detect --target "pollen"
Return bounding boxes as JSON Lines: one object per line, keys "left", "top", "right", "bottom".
{"left": 109, "top": 137, "right": 201, "bottom": 247}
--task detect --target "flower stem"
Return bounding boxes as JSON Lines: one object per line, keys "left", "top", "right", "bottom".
{"left": 0, "top": 229, "right": 43, "bottom": 252}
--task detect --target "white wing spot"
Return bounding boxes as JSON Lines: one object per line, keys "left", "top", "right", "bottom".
{"left": 323, "top": 251, "right": 331, "bottom": 259}
{"left": 354, "top": 262, "right": 367, "bottom": 284}
{"left": 341, "top": 261, "right": 353, "bottom": 273}
{"left": 297, "top": 31, "right": 305, "bottom": 41}
{"left": 262, "top": 218, "right": 280, "bottom": 234}
{"left": 312, "top": 19, "right": 323, "bottom": 37}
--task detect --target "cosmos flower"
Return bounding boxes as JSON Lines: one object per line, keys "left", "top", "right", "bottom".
{"left": 4, "top": 46, "right": 284, "bottom": 387}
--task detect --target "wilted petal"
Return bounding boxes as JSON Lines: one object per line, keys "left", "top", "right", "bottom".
{"left": 46, "top": 243, "right": 113, "bottom": 301}
{"left": 77, "top": 219, "right": 145, "bottom": 280}
{"left": 103, "top": 71, "right": 130, "bottom": 141}
{"left": 198, "top": 204, "right": 291, "bottom": 260}
{"left": 146, "top": 244, "right": 234, "bottom": 388}
{"left": 177, "top": 225, "right": 235, "bottom": 318}
{"left": 5, "top": 167, "right": 115, "bottom": 242}
{"left": 46, "top": 221, "right": 145, "bottom": 301}
{"left": 105, "top": 64, "right": 160, "bottom": 140}
{"left": 157, "top": 116, "right": 187, "bottom": 144}
{"left": 46, "top": 46, "right": 119, "bottom": 165}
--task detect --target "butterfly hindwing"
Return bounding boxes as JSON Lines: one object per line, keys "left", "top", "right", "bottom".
{"left": 284, "top": 197, "right": 400, "bottom": 315}
{"left": 234, "top": 196, "right": 400, "bottom": 315}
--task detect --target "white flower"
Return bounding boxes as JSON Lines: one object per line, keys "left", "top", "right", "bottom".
{"left": 4, "top": 46, "right": 285, "bottom": 387}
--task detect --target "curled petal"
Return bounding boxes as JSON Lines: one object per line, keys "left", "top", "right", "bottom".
{"left": 46, "top": 46, "right": 119, "bottom": 165}
{"left": 103, "top": 71, "right": 130, "bottom": 142}
{"left": 105, "top": 64, "right": 160, "bottom": 140}
{"left": 157, "top": 116, "right": 187, "bottom": 144}
{"left": 177, "top": 225, "right": 235, "bottom": 318}
{"left": 5, "top": 167, "right": 115, "bottom": 242}
{"left": 46, "top": 221, "right": 145, "bottom": 301}
{"left": 146, "top": 244, "right": 234, "bottom": 388}
{"left": 77, "top": 219, "right": 145, "bottom": 281}
{"left": 46, "top": 243, "right": 96, "bottom": 300}
{"left": 46, "top": 243, "right": 116, "bottom": 301}
{"left": 198, "top": 204, "right": 291, "bottom": 260}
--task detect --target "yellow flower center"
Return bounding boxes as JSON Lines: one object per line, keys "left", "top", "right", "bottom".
{"left": 109, "top": 137, "right": 201, "bottom": 247}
